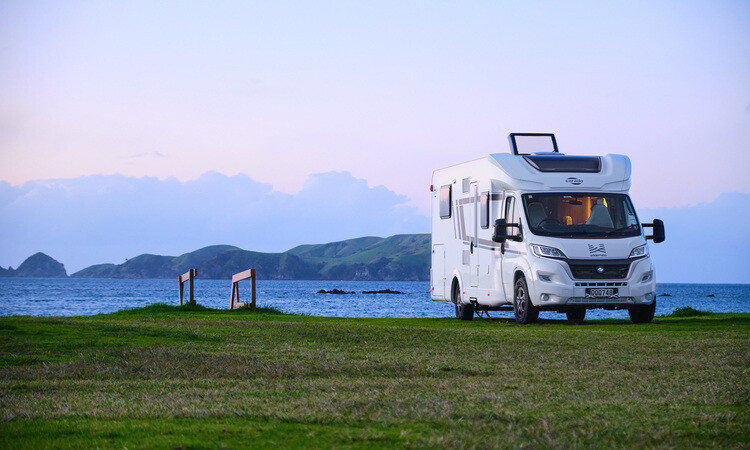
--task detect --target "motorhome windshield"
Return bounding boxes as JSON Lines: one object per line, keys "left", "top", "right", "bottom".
{"left": 522, "top": 193, "right": 640, "bottom": 238}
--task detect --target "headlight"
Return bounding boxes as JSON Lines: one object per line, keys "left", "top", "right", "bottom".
{"left": 629, "top": 244, "right": 648, "bottom": 258}
{"left": 530, "top": 244, "right": 567, "bottom": 259}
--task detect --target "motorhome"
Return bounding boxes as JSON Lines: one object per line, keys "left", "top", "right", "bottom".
{"left": 430, "top": 133, "right": 665, "bottom": 324}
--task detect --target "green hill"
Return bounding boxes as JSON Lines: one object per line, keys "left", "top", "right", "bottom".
{"left": 0, "top": 253, "right": 68, "bottom": 278}
{"left": 71, "top": 234, "right": 430, "bottom": 280}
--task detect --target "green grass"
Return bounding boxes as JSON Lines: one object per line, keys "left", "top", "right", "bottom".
{"left": 0, "top": 305, "right": 748, "bottom": 448}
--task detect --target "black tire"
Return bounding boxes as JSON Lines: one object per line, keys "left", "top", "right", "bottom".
{"left": 453, "top": 282, "right": 474, "bottom": 321}
{"left": 629, "top": 298, "right": 656, "bottom": 324}
{"left": 513, "top": 277, "right": 539, "bottom": 324}
{"left": 566, "top": 309, "right": 586, "bottom": 323}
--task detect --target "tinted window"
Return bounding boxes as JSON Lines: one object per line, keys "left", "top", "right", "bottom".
{"left": 504, "top": 196, "right": 521, "bottom": 239}
{"left": 523, "top": 155, "right": 601, "bottom": 173}
{"left": 505, "top": 196, "right": 515, "bottom": 223}
{"left": 480, "top": 192, "right": 489, "bottom": 229}
{"left": 439, "top": 185, "right": 451, "bottom": 219}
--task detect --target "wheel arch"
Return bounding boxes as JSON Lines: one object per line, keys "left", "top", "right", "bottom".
{"left": 510, "top": 264, "right": 539, "bottom": 306}
{"left": 450, "top": 271, "right": 464, "bottom": 304}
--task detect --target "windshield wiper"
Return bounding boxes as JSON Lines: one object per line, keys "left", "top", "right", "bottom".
{"left": 604, "top": 225, "right": 638, "bottom": 236}
{"left": 549, "top": 230, "right": 593, "bottom": 237}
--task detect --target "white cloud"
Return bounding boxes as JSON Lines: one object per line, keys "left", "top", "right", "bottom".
{"left": 0, "top": 172, "right": 429, "bottom": 272}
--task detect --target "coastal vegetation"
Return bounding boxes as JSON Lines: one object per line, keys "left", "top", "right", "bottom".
{"left": 0, "top": 305, "right": 747, "bottom": 447}
{"left": 0, "top": 252, "right": 68, "bottom": 278}
{"left": 70, "top": 234, "right": 430, "bottom": 280}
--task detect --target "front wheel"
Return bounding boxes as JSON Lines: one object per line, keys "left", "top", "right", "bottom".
{"left": 453, "top": 282, "right": 474, "bottom": 321}
{"left": 629, "top": 298, "right": 656, "bottom": 324}
{"left": 566, "top": 309, "right": 586, "bottom": 323}
{"left": 513, "top": 277, "right": 539, "bottom": 324}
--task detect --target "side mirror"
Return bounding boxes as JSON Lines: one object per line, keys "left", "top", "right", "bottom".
{"left": 643, "top": 219, "right": 665, "bottom": 243}
{"left": 492, "top": 219, "right": 507, "bottom": 243}
{"left": 492, "top": 219, "right": 523, "bottom": 243}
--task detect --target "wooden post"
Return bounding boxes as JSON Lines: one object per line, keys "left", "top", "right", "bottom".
{"left": 251, "top": 269, "right": 256, "bottom": 311}
{"left": 230, "top": 268, "right": 256, "bottom": 310}
{"left": 179, "top": 269, "right": 197, "bottom": 306}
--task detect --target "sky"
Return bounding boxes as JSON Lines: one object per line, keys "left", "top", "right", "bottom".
{"left": 1, "top": 1, "right": 749, "bottom": 281}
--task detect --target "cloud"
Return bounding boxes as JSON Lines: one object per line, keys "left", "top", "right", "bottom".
{"left": 3, "top": 172, "right": 745, "bottom": 282}
{"left": 0, "top": 172, "right": 429, "bottom": 272}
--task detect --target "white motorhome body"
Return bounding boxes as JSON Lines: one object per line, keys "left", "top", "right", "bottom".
{"left": 430, "top": 133, "right": 665, "bottom": 323}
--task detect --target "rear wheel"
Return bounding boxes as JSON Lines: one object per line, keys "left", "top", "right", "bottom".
{"left": 453, "top": 282, "right": 474, "bottom": 321}
{"left": 513, "top": 276, "right": 539, "bottom": 324}
{"left": 566, "top": 309, "right": 586, "bottom": 323}
{"left": 629, "top": 298, "right": 656, "bottom": 324}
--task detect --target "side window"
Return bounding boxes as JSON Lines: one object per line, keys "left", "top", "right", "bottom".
{"left": 504, "top": 196, "right": 516, "bottom": 224}
{"left": 623, "top": 198, "right": 637, "bottom": 226}
{"left": 439, "top": 185, "right": 452, "bottom": 219}
{"left": 505, "top": 196, "right": 520, "bottom": 239}
{"left": 480, "top": 192, "right": 489, "bottom": 229}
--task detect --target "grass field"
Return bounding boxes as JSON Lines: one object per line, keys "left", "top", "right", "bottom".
{"left": 0, "top": 304, "right": 748, "bottom": 448}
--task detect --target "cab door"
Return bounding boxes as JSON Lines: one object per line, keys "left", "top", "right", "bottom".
{"left": 501, "top": 194, "right": 523, "bottom": 300}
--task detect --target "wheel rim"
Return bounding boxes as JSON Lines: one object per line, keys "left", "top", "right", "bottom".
{"left": 516, "top": 285, "right": 526, "bottom": 315}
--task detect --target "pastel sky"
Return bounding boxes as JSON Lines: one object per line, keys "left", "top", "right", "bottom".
{"left": 2, "top": 1, "right": 749, "bottom": 214}
{"left": 1, "top": 1, "right": 749, "bottom": 281}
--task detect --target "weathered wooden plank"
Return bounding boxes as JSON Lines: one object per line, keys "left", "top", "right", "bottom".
{"left": 230, "top": 268, "right": 256, "bottom": 310}
{"left": 231, "top": 268, "right": 254, "bottom": 283}
{"left": 179, "top": 269, "right": 196, "bottom": 283}
{"left": 178, "top": 269, "right": 197, "bottom": 306}
{"left": 250, "top": 269, "right": 256, "bottom": 311}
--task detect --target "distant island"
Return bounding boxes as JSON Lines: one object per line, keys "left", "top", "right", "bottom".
{"left": 0, "top": 252, "right": 68, "bottom": 278}
{"left": 1, "top": 234, "right": 430, "bottom": 281}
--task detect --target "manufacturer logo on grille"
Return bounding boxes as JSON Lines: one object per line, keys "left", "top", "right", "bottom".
{"left": 596, "top": 266, "right": 605, "bottom": 274}
{"left": 566, "top": 177, "right": 583, "bottom": 185}
{"left": 588, "top": 244, "right": 606, "bottom": 256}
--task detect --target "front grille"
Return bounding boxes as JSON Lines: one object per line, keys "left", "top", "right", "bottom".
{"left": 568, "top": 297, "right": 634, "bottom": 304}
{"left": 568, "top": 261, "right": 630, "bottom": 279}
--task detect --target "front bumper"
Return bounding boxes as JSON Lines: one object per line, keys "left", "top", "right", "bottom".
{"left": 529, "top": 256, "right": 655, "bottom": 309}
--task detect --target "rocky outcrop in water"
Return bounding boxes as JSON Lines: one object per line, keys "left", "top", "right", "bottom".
{"left": 0, "top": 253, "right": 68, "bottom": 278}
{"left": 361, "top": 289, "right": 404, "bottom": 294}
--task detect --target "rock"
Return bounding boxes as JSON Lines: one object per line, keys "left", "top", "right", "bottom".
{"left": 361, "top": 289, "right": 405, "bottom": 294}
{"left": 11, "top": 253, "right": 68, "bottom": 278}
{"left": 316, "top": 289, "right": 355, "bottom": 294}
{"left": 657, "top": 293, "right": 672, "bottom": 297}
{"left": 706, "top": 294, "right": 715, "bottom": 298}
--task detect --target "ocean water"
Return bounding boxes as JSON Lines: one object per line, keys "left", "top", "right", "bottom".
{"left": 0, "top": 278, "right": 748, "bottom": 320}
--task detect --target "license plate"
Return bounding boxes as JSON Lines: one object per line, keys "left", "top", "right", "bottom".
{"left": 585, "top": 288, "right": 618, "bottom": 298}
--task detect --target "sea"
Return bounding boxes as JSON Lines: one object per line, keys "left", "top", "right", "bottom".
{"left": 0, "top": 278, "right": 748, "bottom": 320}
